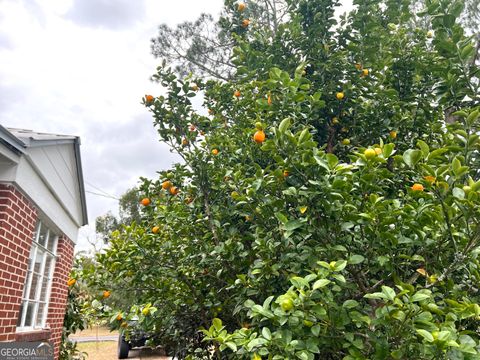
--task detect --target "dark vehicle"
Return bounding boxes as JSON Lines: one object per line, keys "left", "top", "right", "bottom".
{"left": 117, "top": 328, "right": 147, "bottom": 359}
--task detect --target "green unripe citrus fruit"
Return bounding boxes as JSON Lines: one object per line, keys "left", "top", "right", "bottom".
{"left": 364, "top": 148, "right": 376, "bottom": 159}
{"left": 280, "top": 298, "right": 294, "bottom": 311}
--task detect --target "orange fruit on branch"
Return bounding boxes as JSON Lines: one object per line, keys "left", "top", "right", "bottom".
{"left": 411, "top": 183, "right": 424, "bottom": 191}
{"left": 162, "top": 180, "right": 173, "bottom": 190}
{"left": 336, "top": 92, "right": 345, "bottom": 100}
{"left": 253, "top": 130, "right": 266, "bottom": 143}
{"left": 141, "top": 198, "right": 151, "bottom": 206}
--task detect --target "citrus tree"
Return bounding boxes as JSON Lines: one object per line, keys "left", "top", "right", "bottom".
{"left": 83, "top": 0, "right": 480, "bottom": 358}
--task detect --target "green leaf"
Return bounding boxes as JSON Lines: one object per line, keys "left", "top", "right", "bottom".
{"left": 383, "top": 143, "right": 395, "bottom": 158}
{"left": 312, "top": 279, "right": 331, "bottom": 290}
{"left": 262, "top": 327, "right": 272, "bottom": 340}
{"left": 343, "top": 300, "right": 359, "bottom": 309}
{"left": 417, "top": 140, "right": 430, "bottom": 158}
{"left": 225, "top": 342, "right": 237, "bottom": 352}
{"left": 279, "top": 118, "right": 291, "bottom": 133}
{"left": 326, "top": 153, "right": 339, "bottom": 169}
{"left": 349, "top": 255, "right": 365, "bottom": 265}
{"left": 411, "top": 291, "right": 431, "bottom": 302}
{"left": 416, "top": 329, "right": 434, "bottom": 343}
{"left": 284, "top": 220, "right": 304, "bottom": 231}
{"left": 403, "top": 149, "right": 422, "bottom": 167}
{"left": 333, "top": 260, "right": 347, "bottom": 272}
{"left": 381, "top": 286, "right": 396, "bottom": 301}
{"left": 290, "top": 276, "right": 309, "bottom": 289}
{"left": 213, "top": 318, "right": 223, "bottom": 331}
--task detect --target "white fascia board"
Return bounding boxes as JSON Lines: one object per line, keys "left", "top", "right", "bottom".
{"left": 15, "top": 156, "right": 79, "bottom": 243}
{"left": 0, "top": 142, "right": 21, "bottom": 164}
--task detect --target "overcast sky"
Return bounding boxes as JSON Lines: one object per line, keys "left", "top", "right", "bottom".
{"left": 0, "top": 0, "right": 224, "bottom": 252}
{"left": 0, "top": 0, "right": 352, "bottom": 253}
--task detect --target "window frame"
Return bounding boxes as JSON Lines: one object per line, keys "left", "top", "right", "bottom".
{"left": 16, "top": 221, "right": 58, "bottom": 332}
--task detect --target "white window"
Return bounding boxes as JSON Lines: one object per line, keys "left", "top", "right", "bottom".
{"left": 17, "top": 220, "right": 58, "bottom": 331}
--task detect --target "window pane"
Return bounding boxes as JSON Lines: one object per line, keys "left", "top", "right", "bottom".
{"left": 35, "top": 303, "right": 45, "bottom": 327}
{"left": 22, "top": 272, "right": 32, "bottom": 299}
{"left": 44, "top": 256, "right": 54, "bottom": 277}
{"left": 38, "top": 225, "right": 48, "bottom": 247}
{"left": 39, "top": 276, "right": 49, "bottom": 302}
{"left": 27, "top": 246, "right": 36, "bottom": 270}
{"left": 47, "top": 235, "right": 57, "bottom": 253}
{"left": 33, "top": 250, "right": 44, "bottom": 274}
{"left": 28, "top": 274, "right": 40, "bottom": 300}
{"left": 24, "top": 302, "right": 35, "bottom": 327}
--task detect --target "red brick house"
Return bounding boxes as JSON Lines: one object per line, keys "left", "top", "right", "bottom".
{"left": 0, "top": 126, "right": 87, "bottom": 358}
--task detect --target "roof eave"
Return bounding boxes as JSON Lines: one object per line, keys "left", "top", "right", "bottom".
{"left": 73, "top": 137, "right": 88, "bottom": 226}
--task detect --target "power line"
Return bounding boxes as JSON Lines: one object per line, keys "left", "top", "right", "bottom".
{"left": 85, "top": 190, "right": 119, "bottom": 200}
{"left": 84, "top": 180, "right": 119, "bottom": 199}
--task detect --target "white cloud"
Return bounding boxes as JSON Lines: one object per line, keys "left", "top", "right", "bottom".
{"left": 0, "top": 0, "right": 223, "bottom": 252}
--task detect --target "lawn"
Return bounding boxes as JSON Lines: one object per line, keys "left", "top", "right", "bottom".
{"left": 76, "top": 341, "right": 168, "bottom": 359}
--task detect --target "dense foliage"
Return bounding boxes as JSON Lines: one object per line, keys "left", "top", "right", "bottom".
{"left": 84, "top": 0, "right": 480, "bottom": 358}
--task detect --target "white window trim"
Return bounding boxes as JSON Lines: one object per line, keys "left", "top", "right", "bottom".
{"left": 17, "top": 221, "right": 58, "bottom": 332}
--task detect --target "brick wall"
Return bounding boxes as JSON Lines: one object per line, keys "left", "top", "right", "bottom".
{"left": 0, "top": 184, "right": 37, "bottom": 341}
{"left": 0, "top": 184, "right": 76, "bottom": 360}
{"left": 45, "top": 235, "right": 75, "bottom": 359}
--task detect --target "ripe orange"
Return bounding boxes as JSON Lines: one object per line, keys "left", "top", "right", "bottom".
{"left": 389, "top": 130, "right": 397, "bottom": 139}
{"left": 169, "top": 186, "right": 179, "bottom": 195}
{"left": 237, "top": 2, "right": 246, "bottom": 11}
{"left": 162, "top": 180, "right": 173, "bottom": 190}
{"left": 152, "top": 226, "right": 160, "bottom": 234}
{"left": 336, "top": 92, "right": 345, "bottom": 100}
{"left": 374, "top": 147, "right": 382, "bottom": 155}
{"left": 212, "top": 149, "right": 219, "bottom": 155}
{"left": 67, "top": 278, "right": 76, "bottom": 287}
{"left": 116, "top": 313, "right": 123, "bottom": 321}
{"left": 141, "top": 198, "right": 151, "bottom": 206}
{"left": 364, "top": 148, "right": 376, "bottom": 159}
{"left": 283, "top": 170, "right": 289, "bottom": 177}
{"left": 253, "top": 130, "right": 266, "bottom": 143}
{"left": 234, "top": 90, "right": 241, "bottom": 97}
{"left": 411, "top": 183, "right": 424, "bottom": 191}
{"left": 242, "top": 19, "right": 250, "bottom": 28}
{"left": 362, "top": 69, "right": 369, "bottom": 76}
{"left": 145, "top": 95, "right": 154, "bottom": 103}
{"left": 103, "top": 290, "right": 111, "bottom": 299}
